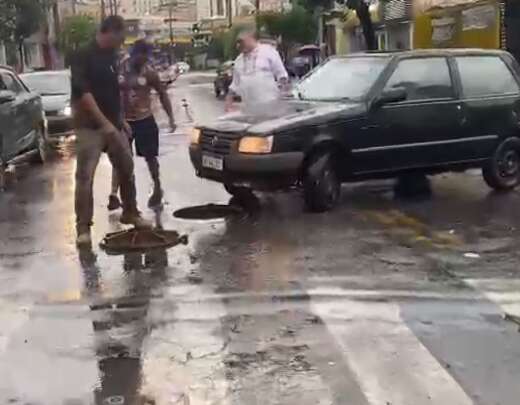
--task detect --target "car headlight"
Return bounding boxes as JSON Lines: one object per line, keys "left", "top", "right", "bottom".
{"left": 239, "top": 136, "right": 273, "bottom": 154}
{"left": 190, "top": 127, "right": 201, "bottom": 144}
{"left": 60, "top": 105, "right": 72, "bottom": 117}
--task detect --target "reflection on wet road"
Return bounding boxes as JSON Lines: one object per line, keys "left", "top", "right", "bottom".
{"left": 1, "top": 73, "right": 520, "bottom": 404}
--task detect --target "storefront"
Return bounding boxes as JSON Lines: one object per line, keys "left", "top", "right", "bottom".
{"left": 414, "top": 0, "right": 520, "bottom": 61}
{"left": 382, "top": 0, "right": 414, "bottom": 49}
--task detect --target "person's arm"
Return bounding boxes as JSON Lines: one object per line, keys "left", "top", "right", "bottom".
{"left": 71, "top": 49, "right": 117, "bottom": 136}
{"left": 149, "top": 70, "right": 176, "bottom": 131}
{"left": 225, "top": 61, "right": 240, "bottom": 112}
{"left": 268, "top": 47, "right": 289, "bottom": 90}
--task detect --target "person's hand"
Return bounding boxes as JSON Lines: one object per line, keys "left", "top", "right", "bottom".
{"left": 225, "top": 99, "right": 236, "bottom": 113}
{"left": 168, "top": 117, "right": 177, "bottom": 133}
{"left": 122, "top": 121, "right": 132, "bottom": 139}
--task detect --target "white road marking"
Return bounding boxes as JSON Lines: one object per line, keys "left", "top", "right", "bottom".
{"left": 311, "top": 300, "right": 475, "bottom": 405}
{"left": 140, "top": 283, "right": 232, "bottom": 405}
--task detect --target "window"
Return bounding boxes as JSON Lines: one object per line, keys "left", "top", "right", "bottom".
{"left": 456, "top": 56, "right": 520, "bottom": 98}
{"left": 0, "top": 73, "right": 24, "bottom": 94}
{"left": 384, "top": 57, "right": 454, "bottom": 101}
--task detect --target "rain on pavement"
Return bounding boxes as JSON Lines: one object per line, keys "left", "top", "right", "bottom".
{"left": 1, "top": 72, "right": 520, "bottom": 405}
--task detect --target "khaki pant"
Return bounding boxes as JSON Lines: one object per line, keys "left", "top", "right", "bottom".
{"left": 75, "top": 128, "right": 137, "bottom": 232}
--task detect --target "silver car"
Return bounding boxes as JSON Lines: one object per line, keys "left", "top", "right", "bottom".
{"left": 0, "top": 65, "right": 48, "bottom": 168}
{"left": 20, "top": 70, "right": 73, "bottom": 138}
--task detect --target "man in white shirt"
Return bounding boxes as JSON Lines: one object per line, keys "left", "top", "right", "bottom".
{"left": 225, "top": 29, "right": 289, "bottom": 113}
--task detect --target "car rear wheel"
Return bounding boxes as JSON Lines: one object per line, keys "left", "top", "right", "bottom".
{"left": 483, "top": 137, "right": 520, "bottom": 191}
{"left": 303, "top": 152, "right": 341, "bottom": 212}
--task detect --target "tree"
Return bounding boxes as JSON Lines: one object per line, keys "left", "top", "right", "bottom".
{"left": 298, "top": 0, "right": 377, "bottom": 51}
{"left": 0, "top": 0, "right": 49, "bottom": 69}
{"left": 257, "top": 6, "right": 317, "bottom": 57}
{"left": 57, "top": 15, "right": 97, "bottom": 66}
{"left": 346, "top": 0, "right": 376, "bottom": 50}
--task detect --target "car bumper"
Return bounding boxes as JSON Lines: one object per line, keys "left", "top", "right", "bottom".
{"left": 189, "top": 145, "right": 304, "bottom": 190}
{"left": 47, "top": 116, "right": 74, "bottom": 137}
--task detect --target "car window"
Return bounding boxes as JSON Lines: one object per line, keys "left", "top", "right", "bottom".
{"left": 0, "top": 73, "right": 24, "bottom": 94}
{"left": 456, "top": 56, "right": 520, "bottom": 98}
{"left": 384, "top": 57, "right": 454, "bottom": 101}
{"left": 296, "top": 57, "right": 389, "bottom": 101}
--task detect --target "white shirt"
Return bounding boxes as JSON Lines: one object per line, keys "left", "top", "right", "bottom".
{"left": 229, "top": 44, "right": 288, "bottom": 109}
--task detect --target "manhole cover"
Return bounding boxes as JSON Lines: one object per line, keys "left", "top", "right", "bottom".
{"left": 100, "top": 228, "right": 188, "bottom": 254}
{"left": 173, "top": 204, "right": 244, "bottom": 220}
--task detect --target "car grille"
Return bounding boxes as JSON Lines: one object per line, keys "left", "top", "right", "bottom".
{"left": 200, "top": 130, "right": 239, "bottom": 155}
{"left": 46, "top": 110, "right": 59, "bottom": 117}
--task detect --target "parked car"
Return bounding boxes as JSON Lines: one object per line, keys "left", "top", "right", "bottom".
{"left": 190, "top": 49, "right": 520, "bottom": 212}
{"left": 20, "top": 70, "right": 73, "bottom": 139}
{"left": 214, "top": 61, "right": 234, "bottom": 98}
{"left": 175, "top": 61, "right": 190, "bottom": 74}
{"left": 0, "top": 65, "right": 48, "bottom": 168}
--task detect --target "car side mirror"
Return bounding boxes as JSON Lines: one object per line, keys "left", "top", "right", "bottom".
{"left": 0, "top": 90, "right": 16, "bottom": 105}
{"left": 373, "top": 87, "right": 407, "bottom": 108}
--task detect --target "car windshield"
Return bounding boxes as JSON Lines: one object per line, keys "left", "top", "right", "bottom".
{"left": 21, "top": 72, "right": 70, "bottom": 96}
{"left": 295, "top": 57, "right": 389, "bottom": 101}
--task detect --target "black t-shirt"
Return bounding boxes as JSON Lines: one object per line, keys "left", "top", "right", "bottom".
{"left": 70, "top": 42, "right": 122, "bottom": 129}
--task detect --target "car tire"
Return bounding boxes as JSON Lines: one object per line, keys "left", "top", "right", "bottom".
{"left": 303, "top": 152, "right": 341, "bottom": 212}
{"left": 224, "top": 183, "right": 252, "bottom": 197}
{"left": 482, "top": 137, "right": 520, "bottom": 191}
{"left": 32, "top": 125, "right": 49, "bottom": 164}
{"left": 0, "top": 141, "right": 5, "bottom": 192}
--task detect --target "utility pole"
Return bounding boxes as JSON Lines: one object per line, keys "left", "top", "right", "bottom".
{"left": 100, "top": 0, "right": 106, "bottom": 19}
{"left": 71, "top": 0, "right": 77, "bottom": 15}
{"left": 226, "top": 0, "right": 232, "bottom": 27}
{"left": 160, "top": 1, "right": 178, "bottom": 65}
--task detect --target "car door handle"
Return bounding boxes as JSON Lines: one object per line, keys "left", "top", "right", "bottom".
{"left": 456, "top": 104, "right": 468, "bottom": 126}
{"left": 361, "top": 124, "right": 379, "bottom": 130}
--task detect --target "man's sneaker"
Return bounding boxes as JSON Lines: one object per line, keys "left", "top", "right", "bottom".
{"left": 120, "top": 211, "right": 153, "bottom": 229}
{"left": 108, "top": 194, "right": 122, "bottom": 211}
{"left": 148, "top": 188, "right": 163, "bottom": 208}
{"left": 76, "top": 230, "right": 92, "bottom": 247}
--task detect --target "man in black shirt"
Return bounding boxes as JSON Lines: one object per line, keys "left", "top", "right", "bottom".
{"left": 71, "top": 16, "right": 151, "bottom": 246}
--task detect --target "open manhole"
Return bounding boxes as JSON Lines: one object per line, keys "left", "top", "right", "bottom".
{"left": 173, "top": 204, "right": 245, "bottom": 220}
{"left": 100, "top": 228, "right": 188, "bottom": 255}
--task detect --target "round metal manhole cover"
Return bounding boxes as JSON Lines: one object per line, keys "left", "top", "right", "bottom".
{"left": 103, "top": 396, "right": 125, "bottom": 405}
{"left": 173, "top": 204, "right": 244, "bottom": 220}
{"left": 100, "top": 228, "right": 188, "bottom": 255}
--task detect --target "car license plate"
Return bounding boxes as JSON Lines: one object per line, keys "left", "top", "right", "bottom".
{"left": 202, "top": 155, "right": 223, "bottom": 171}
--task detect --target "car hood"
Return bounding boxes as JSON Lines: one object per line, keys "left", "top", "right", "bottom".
{"left": 201, "top": 100, "right": 366, "bottom": 134}
{"left": 41, "top": 94, "right": 69, "bottom": 112}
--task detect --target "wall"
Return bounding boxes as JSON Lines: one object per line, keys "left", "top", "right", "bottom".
{"left": 414, "top": 0, "right": 500, "bottom": 49}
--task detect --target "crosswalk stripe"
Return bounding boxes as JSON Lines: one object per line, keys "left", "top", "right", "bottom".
{"left": 140, "top": 284, "right": 231, "bottom": 405}
{"left": 311, "top": 300, "right": 475, "bottom": 405}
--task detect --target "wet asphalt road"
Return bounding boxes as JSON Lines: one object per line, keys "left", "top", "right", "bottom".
{"left": 2, "top": 73, "right": 520, "bottom": 405}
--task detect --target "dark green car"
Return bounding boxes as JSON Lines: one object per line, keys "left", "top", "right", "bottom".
{"left": 0, "top": 65, "right": 48, "bottom": 170}
{"left": 190, "top": 49, "right": 520, "bottom": 211}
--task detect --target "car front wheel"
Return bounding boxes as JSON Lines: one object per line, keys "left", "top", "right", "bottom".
{"left": 483, "top": 137, "right": 520, "bottom": 191}
{"left": 33, "top": 125, "right": 49, "bottom": 164}
{"left": 303, "top": 152, "right": 341, "bottom": 212}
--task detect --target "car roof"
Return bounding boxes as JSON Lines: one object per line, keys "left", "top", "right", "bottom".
{"left": 0, "top": 65, "right": 15, "bottom": 73}
{"left": 20, "top": 69, "right": 70, "bottom": 77}
{"left": 335, "top": 48, "right": 508, "bottom": 59}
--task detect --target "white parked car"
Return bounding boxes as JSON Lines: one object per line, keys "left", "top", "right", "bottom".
{"left": 175, "top": 61, "right": 190, "bottom": 74}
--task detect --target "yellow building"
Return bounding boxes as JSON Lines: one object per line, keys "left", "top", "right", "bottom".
{"left": 413, "top": 0, "right": 520, "bottom": 61}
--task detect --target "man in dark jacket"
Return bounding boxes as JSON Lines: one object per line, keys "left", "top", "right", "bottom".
{"left": 71, "top": 16, "right": 151, "bottom": 246}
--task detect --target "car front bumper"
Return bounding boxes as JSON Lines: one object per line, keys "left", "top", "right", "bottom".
{"left": 189, "top": 145, "right": 304, "bottom": 190}
{"left": 47, "top": 116, "right": 74, "bottom": 138}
